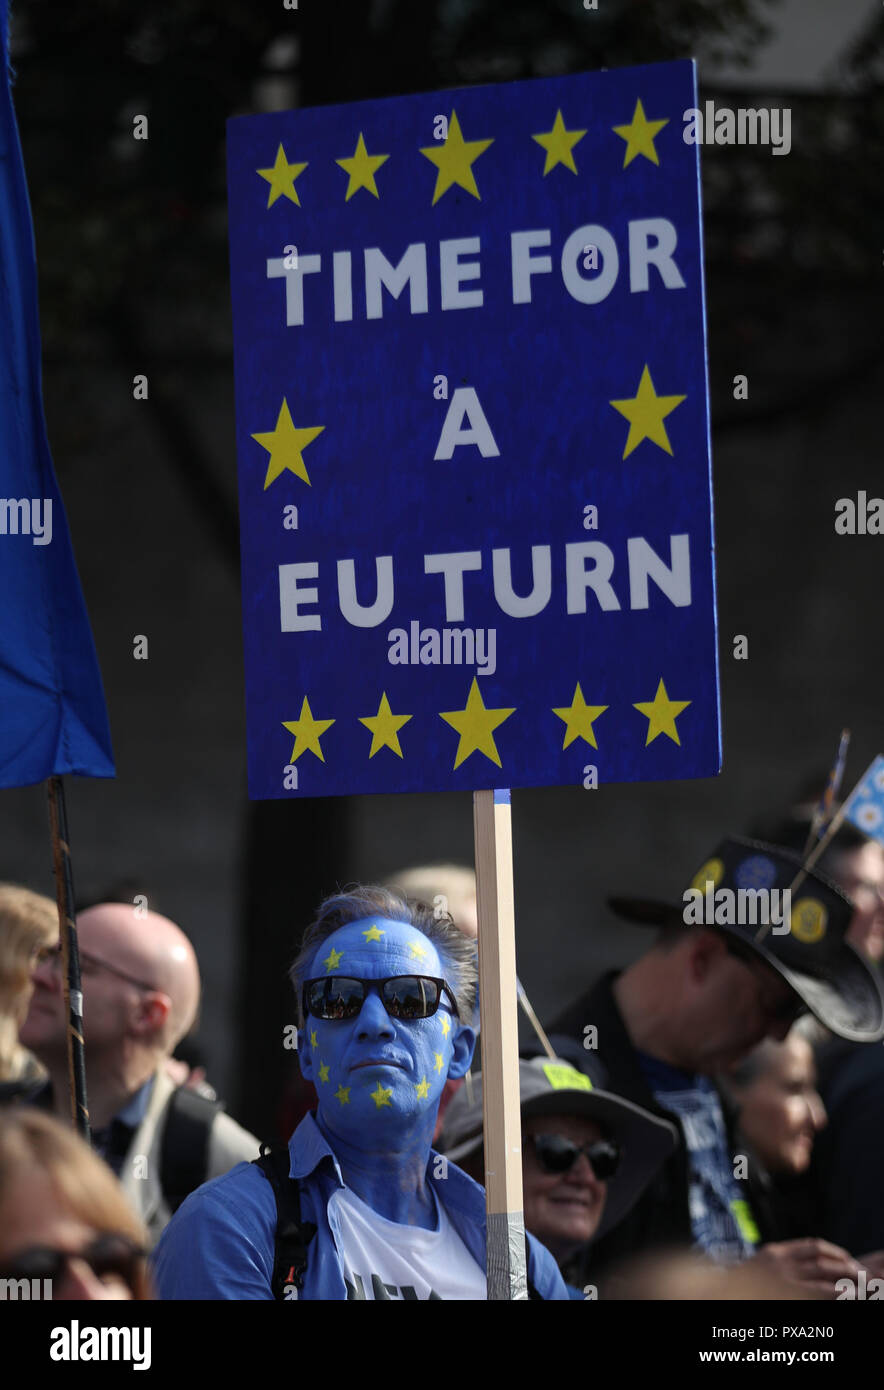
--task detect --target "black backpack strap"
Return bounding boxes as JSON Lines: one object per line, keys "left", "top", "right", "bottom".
{"left": 253, "top": 1143, "right": 317, "bottom": 1299}
{"left": 159, "top": 1085, "right": 221, "bottom": 1214}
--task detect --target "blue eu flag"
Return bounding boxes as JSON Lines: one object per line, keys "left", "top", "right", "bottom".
{"left": 0, "top": 16, "right": 114, "bottom": 787}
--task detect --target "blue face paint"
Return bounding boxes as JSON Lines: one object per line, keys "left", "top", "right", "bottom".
{"left": 299, "top": 919, "right": 475, "bottom": 1152}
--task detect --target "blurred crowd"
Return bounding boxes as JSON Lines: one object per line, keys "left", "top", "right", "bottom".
{"left": 1, "top": 789, "right": 883, "bottom": 1302}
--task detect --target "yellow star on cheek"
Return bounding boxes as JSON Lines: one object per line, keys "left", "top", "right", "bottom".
{"left": 323, "top": 946, "right": 344, "bottom": 972}
{"left": 433, "top": 1052, "right": 444, "bottom": 1074}
{"left": 609, "top": 365, "right": 686, "bottom": 459}
{"left": 361, "top": 924, "right": 385, "bottom": 942}
{"left": 336, "top": 132, "right": 389, "bottom": 200}
{"left": 252, "top": 398, "right": 324, "bottom": 490}
{"left": 612, "top": 99, "right": 669, "bottom": 168}
{"left": 633, "top": 678, "right": 691, "bottom": 747}
{"left": 358, "top": 692, "right": 412, "bottom": 758}
{"left": 370, "top": 1082, "right": 393, "bottom": 1109}
{"left": 552, "top": 683, "right": 608, "bottom": 750}
{"left": 440, "top": 1015, "right": 451, "bottom": 1039}
{"left": 256, "top": 143, "right": 308, "bottom": 207}
{"left": 310, "top": 1031, "right": 318, "bottom": 1048}
{"left": 419, "top": 110, "right": 494, "bottom": 205}
{"left": 318, "top": 1062, "right": 330, "bottom": 1084}
{"left": 415, "top": 1076, "right": 431, "bottom": 1100}
{"left": 335, "top": 1085, "right": 350, "bottom": 1105}
{"left": 440, "top": 678, "right": 515, "bottom": 770}
{"left": 532, "top": 109, "right": 586, "bottom": 175}
{"left": 282, "top": 697, "right": 335, "bottom": 764}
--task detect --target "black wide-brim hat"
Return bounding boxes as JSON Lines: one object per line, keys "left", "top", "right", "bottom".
{"left": 609, "top": 836, "right": 884, "bottom": 1043}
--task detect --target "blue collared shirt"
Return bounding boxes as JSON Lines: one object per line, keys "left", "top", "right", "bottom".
{"left": 91, "top": 1076, "right": 155, "bottom": 1176}
{"left": 153, "top": 1112, "right": 568, "bottom": 1300}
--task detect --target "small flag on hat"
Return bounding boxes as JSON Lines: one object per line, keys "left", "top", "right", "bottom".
{"left": 843, "top": 755, "right": 884, "bottom": 845}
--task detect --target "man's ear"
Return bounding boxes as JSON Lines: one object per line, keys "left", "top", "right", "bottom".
{"left": 299, "top": 1024, "right": 315, "bottom": 1081}
{"left": 446, "top": 1024, "right": 477, "bottom": 1080}
{"left": 134, "top": 991, "right": 171, "bottom": 1035}
{"left": 689, "top": 929, "right": 726, "bottom": 982}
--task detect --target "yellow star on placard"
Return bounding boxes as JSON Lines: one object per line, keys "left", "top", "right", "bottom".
{"left": 532, "top": 109, "right": 586, "bottom": 175}
{"left": 256, "top": 143, "right": 308, "bottom": 207}
{"left": 552, "top": 684, "right": 609, "bottom": 750}
{"left": 433, "top": 1052, "right": 444, "bottom": 1074}
{"left": 609, "top": 365, "right": 686, "bottom": 459}
{"left": 252, "top": 399, "right": 325, "bottom": 490}
{"left": 358, "top": 692, "right": 412, "bottom": 758}
{"left": 282, "top": 697, "right": 335, "bottom": 764}
{"left": 362, "top": 924, "right": 385, "bottom": 942}
{"left": 440, "top": 678, "right": 515, "bottom": 770}
{"left": 318, "top": 1062, "right": 330, "bottom": 1084}
{"left": 634, "top": 678, "right": 691, "bottom": 746}
{"left": 370, "top": 1082, "right": 393, "bottom": 1109}
{"left": 420, "top": 110, "right": 494, "bottom": 205}
{"left": 415, "top": 1076, "right": 431, "bottom": 1100}
{"left": 310, "top": 1030, "right": 318, "bottom": 1048}
{"left": 336, "top": 132, "right": 389, "bottom": 200}
{"left": 323, "top": 946, "right": 344, "bottom": 972}
{"left": 612, "top": 99, "right": 669, "bottom": 168}
{"left": 440, "top": 1015, "right": 451, "bottom": 1039}
{"left": 335, "top": 1085, "right": 350, "bottom": 1105}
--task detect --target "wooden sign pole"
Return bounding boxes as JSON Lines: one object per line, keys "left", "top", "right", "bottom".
{"left": 473, "top": 787, "right": 527, "bottom": 1300}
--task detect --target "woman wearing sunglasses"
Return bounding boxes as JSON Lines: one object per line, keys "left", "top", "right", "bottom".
{"left": 0, "top": 1109, "right": 150, "bottom": 1299}
{"left": 440, "top": 1055, "right": 678, "bottom": 1298}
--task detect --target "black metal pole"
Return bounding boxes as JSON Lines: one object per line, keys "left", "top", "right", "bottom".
{"left": 47, "top": 775, "right": 90, "bottom": 1140}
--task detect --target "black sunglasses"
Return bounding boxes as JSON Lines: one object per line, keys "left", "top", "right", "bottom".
{"left": 0, "top": 1233, "right": 145, "bottom": 1292}
{"left": 532, "top": 1134, "right": 621, "bottom": 1181}
{"left": 303, "top": 975, "right": 460, "bottom": 1022}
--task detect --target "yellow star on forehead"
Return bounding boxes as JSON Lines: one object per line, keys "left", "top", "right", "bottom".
{"left": 370, "top": 1082, "right": 393, "bottom": 1109}
{"left": 335, "top": 1085, "right": 350, "bottom": 1105}
{"left": 409, "top": 939, "right": 429, "bottom": 960}
{"left": 256, "top": 143, "right": 308, "bottom": 207}
{"left": 440, "top": 1015, "right": 451, "bottom": 1038}
{"left": 252, "top": 398, "right": 325, "bottom": 491}
{"left": 310, "top": 1030, "right": 318, "bottom": 1048}
{"left": 433, "top": 1052, "right": 444, "bottom": 1074}
{"left": 612, "top": 99, "right": 669, "bottom": 168}
{"left": 609, "top": 365, "right": 686, "bottom": 460}
{"left": 336, "top": 132, "right": 389, "bottom": 200}
{"left": 323, "top": 946, "right": 344, "bottom": 972}
{"left": 552, "top": 684, "right": 609, "bottom": 750}
{"left": 358, "top": 692, "right": 412, "bottom": 758}
{"left": 634, "top": 678, "right": 691, "bottom": 747}
{"left": 282, "top": 697, "right": 335, "bottom": 764}
{"left": 318, "top": 1062, "right": 330, "bottom": 1084}
{"left": 440, "top": 678, "right": 515, "bottom": 770}
{"left": 415, "top": 1076, "right": 431, "bottom": 1100}
{"left": 361, "top": 924, "right": 385, "bottom": 942}
{"left": 420, "top": 110, "right": 494, "bottom": 205}
{"left": 532, "top": 109, "right": 587, "bottom": 175}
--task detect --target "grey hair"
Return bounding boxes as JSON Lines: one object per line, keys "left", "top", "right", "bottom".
{"left": 289, "top": 884, "right": 478, "bottom": 1028}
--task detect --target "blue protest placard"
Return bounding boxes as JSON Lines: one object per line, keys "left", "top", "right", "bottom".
{"left": 227, "top": 59, "right": 720, "bottom": 800}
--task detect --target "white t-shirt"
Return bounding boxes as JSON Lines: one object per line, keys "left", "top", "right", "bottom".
{"left": 328, "top": 1184, "right": 487, "bottom": 1300}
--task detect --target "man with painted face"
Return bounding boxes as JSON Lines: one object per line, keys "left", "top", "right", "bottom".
{"left": 152, "top": 887, "right": 568, "bottom": 1299}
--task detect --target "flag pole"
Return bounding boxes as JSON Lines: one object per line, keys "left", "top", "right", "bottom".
{"left": 474, "top": 787, "right": 527, "bottom": 1300}
{"left": 47, "top": 776, "right": 90, "bottom": 1139}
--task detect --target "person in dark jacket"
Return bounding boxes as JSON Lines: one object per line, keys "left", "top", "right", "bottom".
{"left": 541, "top": 836, "right": 884, "bottom": 1296}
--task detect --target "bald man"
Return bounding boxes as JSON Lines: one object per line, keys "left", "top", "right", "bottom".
{"left": 20, "top": 902, "right": 259, "bottom": 1246}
